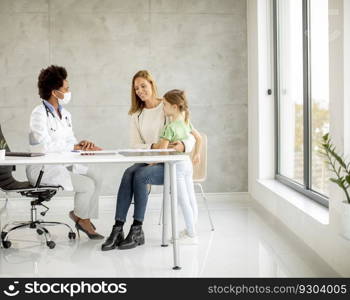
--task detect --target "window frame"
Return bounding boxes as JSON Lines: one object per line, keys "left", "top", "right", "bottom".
{"left": 273, "top": 0, "right": 329, "bottom": 207}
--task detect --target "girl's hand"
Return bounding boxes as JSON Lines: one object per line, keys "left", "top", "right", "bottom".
{"left": 192, "top": 153, "right": 201, "bottom": 165}
{"left": 168, "top": 141, "right": 185, "bottom": 152}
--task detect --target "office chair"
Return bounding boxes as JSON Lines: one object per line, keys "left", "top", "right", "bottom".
{"left": 0, "top": 126, "right": 76, "bottom": 249}
{"left": 158, "top": 133, "right": 215, "bottom": 231}
{"left": 0, "top": 168, "right": 77, "bottom": 249}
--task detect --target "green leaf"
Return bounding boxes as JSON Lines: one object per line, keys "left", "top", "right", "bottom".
{"left": 330, "top": 177, "right": 345, "bottom": 189}
{"left": 346, "top": 176, "right": 350, "bottom": 185}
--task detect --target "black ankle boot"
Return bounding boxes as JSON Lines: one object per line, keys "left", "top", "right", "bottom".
{"left": 101, "top": 225, "right": 124, "bottom": 251}
{"left": 118, "top": 225, "right": 144, "bottom": 250}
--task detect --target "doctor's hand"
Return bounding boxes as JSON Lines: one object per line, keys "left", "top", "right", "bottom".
{"left": 80, "top": 140, "right": 94, "bottom": 150}
{"left": 89, "top": 145, "right": 103, "bottom": 151}
{"left": 74, "top": 140, "right": 99, "bottom": 151}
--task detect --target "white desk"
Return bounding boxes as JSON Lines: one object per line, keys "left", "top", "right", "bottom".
{"left": 0, "top": 151, "right": 189, "bottom": 270}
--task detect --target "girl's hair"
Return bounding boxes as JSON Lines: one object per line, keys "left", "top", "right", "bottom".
{"left": 129, "top": 70, "right": 159, "bottom": 115}
{"left": 163, "top": 89, "right": 190, "bottom": 124}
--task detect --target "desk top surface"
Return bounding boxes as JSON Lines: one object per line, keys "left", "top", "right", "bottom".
{"left": 0, "top": 150, "right": 189, "bottom": 165}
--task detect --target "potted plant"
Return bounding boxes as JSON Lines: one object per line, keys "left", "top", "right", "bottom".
{"left": 0, "top": 139, "right": 6, "bottom": 160}
{"left": 320, "top": 133, "right": 350, "bottom": 239}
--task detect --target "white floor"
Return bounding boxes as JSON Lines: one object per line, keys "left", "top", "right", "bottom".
{"left": 0, "top": 194, "right": 339, "bottom": 277}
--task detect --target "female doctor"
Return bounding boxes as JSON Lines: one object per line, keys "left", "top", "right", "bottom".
{"left": 26, "top": 65, "right": 104, "bottom": 239}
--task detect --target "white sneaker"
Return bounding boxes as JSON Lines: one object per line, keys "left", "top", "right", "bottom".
{"left": 179, "top": 230, "right": 188, "bottom": 238}
{"left": 169, "top": 230, "right": 187, "bottom": 243}
{"left": 179, "top": 233, "right": 198, "bottom": 245}
{"left": 170, "top": 230, "right": 198, "bottom": 245}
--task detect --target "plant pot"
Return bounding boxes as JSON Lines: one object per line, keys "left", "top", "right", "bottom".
{"left": 340, "top": 201, "right": 350, "bottom": 240}
{"left": 0, "top": 149, "right": 5, "bottom": 160}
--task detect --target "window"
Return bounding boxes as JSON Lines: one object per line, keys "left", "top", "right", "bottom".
{"left": 274, "top": 0, "right": 330, "bottom": 206}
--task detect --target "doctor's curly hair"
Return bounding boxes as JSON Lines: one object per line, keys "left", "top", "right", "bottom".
{"left": 38, "top": 65, "right": 67, "bottom": 100}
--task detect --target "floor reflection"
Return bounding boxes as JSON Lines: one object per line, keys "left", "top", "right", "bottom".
{"left": 0, "top": 197, "right": 339, "bottom": 277}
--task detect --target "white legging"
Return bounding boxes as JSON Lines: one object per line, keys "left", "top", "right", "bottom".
{"left": 176, "top": 160, "right": 198, "bottom": 237}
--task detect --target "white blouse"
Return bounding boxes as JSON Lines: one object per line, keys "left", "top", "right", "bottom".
{"left": 129, "top": 102, "right": 195, "bottom": 152}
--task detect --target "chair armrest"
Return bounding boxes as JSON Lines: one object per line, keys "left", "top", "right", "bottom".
{"left": 35, "top": 169, "right": 45, "bottom": 188}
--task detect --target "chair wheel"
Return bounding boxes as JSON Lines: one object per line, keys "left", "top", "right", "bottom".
{"left": 68, "top": 232, "right": 76, "bottom": 240}
{"left": 37, "top": 229, "right": 44, "bottom": 235}
{"left": 2, "top": 240, "right": 11, "bottom": 249}
{"left": 1, "top": 231, "right": 7, "bottom": 240}
{"left": 46, "top": 241, "right": 55, "bottom": 249}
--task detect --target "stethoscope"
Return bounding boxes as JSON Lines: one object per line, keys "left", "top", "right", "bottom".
{"left": 42, "top": 101, "right": 72, "bottom": 132}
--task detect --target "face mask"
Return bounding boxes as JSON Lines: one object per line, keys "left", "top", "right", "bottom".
{"left": 55, "top": 90, "right": 72, "bottom": 105}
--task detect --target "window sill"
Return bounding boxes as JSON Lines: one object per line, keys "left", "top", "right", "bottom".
{"left": 257, "top": 179, "right": 329, "bottom": 225}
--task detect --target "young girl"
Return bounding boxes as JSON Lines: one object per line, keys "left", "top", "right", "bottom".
{"left": 152, "top": 89, "right": 202, "bottom": 244}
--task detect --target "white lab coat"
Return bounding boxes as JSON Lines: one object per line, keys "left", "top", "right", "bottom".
{"left": 26, "top": 102, "right": 87, "bottom": 191}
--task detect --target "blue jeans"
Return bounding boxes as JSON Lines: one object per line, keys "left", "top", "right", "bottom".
{"left": 115, "top": 163, "right": 164, "bottom": 222}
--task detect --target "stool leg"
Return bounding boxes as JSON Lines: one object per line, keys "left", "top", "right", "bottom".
{"left": 196, "top": 183, "right": 215, "bottom": 231}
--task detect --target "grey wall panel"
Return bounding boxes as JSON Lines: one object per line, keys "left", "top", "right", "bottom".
{"left": 0, "top": 0, "right": 247, "bottom": 194}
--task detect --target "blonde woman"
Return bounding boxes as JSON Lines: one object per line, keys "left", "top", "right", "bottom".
{"left": 102, "top": 70, "right": 195, "bottom": 251}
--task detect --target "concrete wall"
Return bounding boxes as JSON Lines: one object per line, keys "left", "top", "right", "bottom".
{"left": 0, "top": 0, "right": 247, "bottom": 195}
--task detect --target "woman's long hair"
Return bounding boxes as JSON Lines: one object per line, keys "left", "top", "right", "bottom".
{"left": 129, "top": 70, "right": 159, "bottom": 115}
{"left": 163, "top": 89, "right": 190, "bottom": 124}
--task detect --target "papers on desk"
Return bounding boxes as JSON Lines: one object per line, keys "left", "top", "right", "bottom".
{"left": 119, "top": 151, "right": 181, "bottom": 157}
{"left": 78, "top": 150, "right": 118, "bottom": 155}
{"left": 77, "top": 149, "right": 175, "bottom": 155}
{"left": 116, "top": 149, "right": 175, "bottom": 152}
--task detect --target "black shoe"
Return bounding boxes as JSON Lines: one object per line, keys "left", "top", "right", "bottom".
{"left": 118, "top": 225, "right": 145, "bottom": 250}
{"left": 101, "top": 225, "right": 124, "bottom": 251}
{"left": 75, "top": 222, "right": 104, "bottom": 240}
